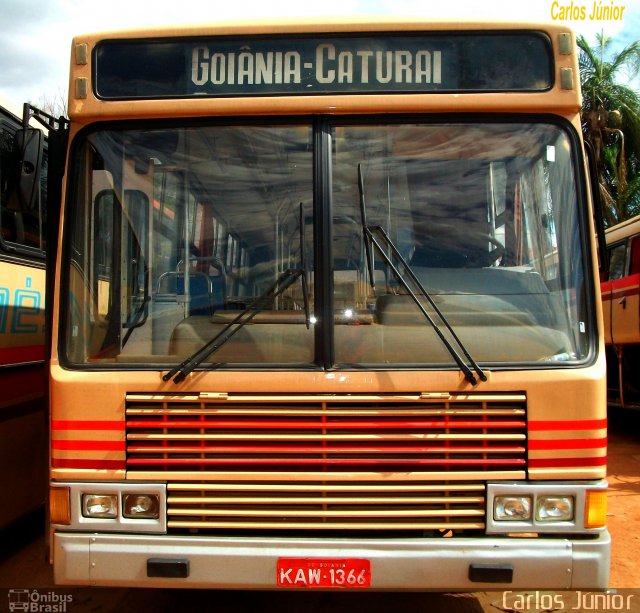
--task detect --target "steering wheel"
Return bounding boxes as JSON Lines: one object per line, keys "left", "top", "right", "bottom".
{"left": 464, "top": 234, "right": 505, "bottom": 267}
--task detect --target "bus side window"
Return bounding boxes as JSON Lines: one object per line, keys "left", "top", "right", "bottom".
{"left": 607, "top": 242, "right": 627, "bottom": 281}
{"left": 629, "top": 235, "right": 640, "bottom": 276}
{"left": 0, "top": 125, "right": 47, "bottom": 254}
{"left": 0, "top": 123, "right": 19, "bottom": 243}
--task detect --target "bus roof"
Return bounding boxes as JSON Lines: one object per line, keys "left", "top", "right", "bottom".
{"left": 605, "top": 215, "right": 640, "bottom": 244}
{"left": 74, "top": 18, "right": 575, "bottom": 40}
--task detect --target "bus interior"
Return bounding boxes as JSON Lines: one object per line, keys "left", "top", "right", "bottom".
{"left": 63, "top": 120, "right": 590, "bottom": 371}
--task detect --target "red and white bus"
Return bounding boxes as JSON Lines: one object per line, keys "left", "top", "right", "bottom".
{"left": 601, "top": 214, "right": 640, "bottom": 408}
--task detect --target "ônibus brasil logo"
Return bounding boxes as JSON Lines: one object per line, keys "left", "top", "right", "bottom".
{"left": 8, "top": 589, "right": 73, "bottom": 612}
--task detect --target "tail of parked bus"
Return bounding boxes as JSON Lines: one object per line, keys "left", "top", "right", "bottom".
{"left": 601, "top": 215, "right": 640, "bottom": 408}
{"left": 0, "top": 98, "right": 48, "bottom": 529}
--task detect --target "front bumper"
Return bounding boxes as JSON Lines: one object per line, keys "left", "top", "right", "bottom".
{"left": 53, "top": 530, "right": 610, "bottom": 590}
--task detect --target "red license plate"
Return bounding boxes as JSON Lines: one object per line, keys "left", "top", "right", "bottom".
{"left": 277, "top": 558, "right": 371, "bottom": 589}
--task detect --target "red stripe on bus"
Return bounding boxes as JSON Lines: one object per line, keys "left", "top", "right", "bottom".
{"left": 51, "top": 420, "right": 125, "bottom": 431}
{"left": 0, "top": 344, "right": 45, "bottom": 364}
{"left": 528, "top": 419, "right": 607, "bottom": 431}
{"left": 528, "top": 437, "right": 607, "bottom": 450}
{"left": 51, "top": 458, "right": 126, "bottom": 469}
{"left": 52, "top": 440, "right": 125, "bottom": 451}
{"left": 612, "top": 285, "right": 640, "bottom": 299}
{"left": 528, "top": 456, "right": 607, "bottom": 468}
{"left": 601, "top": 286, "right": 640, "bottom": 301}
{"left": 600, "top": 273, "right": 640, "bottom": 301}
{"left": 612, "top": 273, "right": 640, "bottom": 289}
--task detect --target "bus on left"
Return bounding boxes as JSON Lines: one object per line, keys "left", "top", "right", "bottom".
{"left": 0, "top": 97, "right": 48, "bottom": 529}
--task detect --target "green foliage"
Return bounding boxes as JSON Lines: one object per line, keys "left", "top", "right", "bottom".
{"left": 578, "top": 33, "right": 640, "bottom": 226}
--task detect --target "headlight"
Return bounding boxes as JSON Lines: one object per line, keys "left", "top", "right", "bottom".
{"left": 123, "top": 493, "right": 160, "bottom": 519}
{"left": 494, "top": 495, "right": 532, "bottom": 521}
{"left": 535, "top": 496, "right": 574, "bottom": 522}
{"left": 82, "top": 494, "right": 118, "bottom": 518}
{"left": 52, "top": 482, "right": 166, "bottom": 532}
{"left": 487, "top": 481, "right": 607, "bottom": 534}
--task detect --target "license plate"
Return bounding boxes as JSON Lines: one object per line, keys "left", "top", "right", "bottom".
{"left": 277, "top": 558, "right": 371, "bottom": 588}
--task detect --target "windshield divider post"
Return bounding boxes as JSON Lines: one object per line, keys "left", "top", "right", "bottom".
{"left": 314, "top": 119, "right": 333, "bottom": 369}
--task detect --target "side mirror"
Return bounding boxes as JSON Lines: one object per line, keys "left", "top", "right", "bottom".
{"left": 14, "top": 127, "right": 44, "bottom": 211}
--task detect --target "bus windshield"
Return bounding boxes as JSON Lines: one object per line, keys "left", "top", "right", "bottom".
{"left": 62, "top": 119, "right": 590, "bottom": 369}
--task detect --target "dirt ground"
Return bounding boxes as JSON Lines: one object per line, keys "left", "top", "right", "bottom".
{"left": 606, "top": 406, "right": 640, "bottom": 588}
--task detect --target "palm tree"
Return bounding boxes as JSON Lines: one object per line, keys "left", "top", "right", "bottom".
{"left": 577, "top": 33, "right": 640, "bottom": 225}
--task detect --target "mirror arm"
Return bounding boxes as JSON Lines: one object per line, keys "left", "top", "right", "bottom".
{"left": 22, "top": 103, "right": 69, "bottom": 132}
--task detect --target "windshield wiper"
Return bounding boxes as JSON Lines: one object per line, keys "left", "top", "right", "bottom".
{"left": 163, "top": 268, "right": 303, "bottom": 383}
{"left": 358, "top": 164, "right": 486, "bottom": 385}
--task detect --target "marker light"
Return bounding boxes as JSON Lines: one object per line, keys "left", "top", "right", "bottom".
{"left": 535, "top": 496, "right": 574, "bottom": 522}
{"left": 123, "top": 494, "right": 160, "bottom": 519}
{"left": 82, "top": 494, "right": 118, "bottom": 518}
{"left": 585, "top": 490, "right": 607, "bottom": 529}
{"left": 50, "top": 487, "right": 71, "bottom": 525}
{"left": 494, "top": 496, "right": 532, "bottom": 521}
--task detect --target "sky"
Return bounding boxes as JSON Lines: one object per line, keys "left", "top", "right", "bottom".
{"left": 1, "top": 0, "right": 639, "bottom": 111}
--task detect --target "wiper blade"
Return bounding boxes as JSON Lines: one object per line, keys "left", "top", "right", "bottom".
{"left": 163, "top": 268, "right": 302, "bottom": 383}
{"left": 357, "top": 164, "right": 486, "bottom": 385}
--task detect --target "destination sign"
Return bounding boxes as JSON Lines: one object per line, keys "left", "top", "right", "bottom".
{"left": 94, "top": 33, "right": 553, "bottom": 99}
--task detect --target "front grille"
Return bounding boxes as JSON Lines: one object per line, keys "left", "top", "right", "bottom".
{"left": 125, "top": 392, "right": 527, "bottom": 532}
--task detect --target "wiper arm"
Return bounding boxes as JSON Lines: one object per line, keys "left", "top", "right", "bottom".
{"left": 163, "top": 268, "right": 303, "bottom": 383}
{"left": 357, "top": 164, "right": 486, "bottom": 385}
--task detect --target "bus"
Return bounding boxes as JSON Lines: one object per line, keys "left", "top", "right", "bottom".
{"left": 601, "top": 214, "right": 640, "bottom": 408}
{"left": 43, "top": 20, "right": 609, "bottom": 589}
{"left": 0, "top": 99, "right": 48, "bottom": 529}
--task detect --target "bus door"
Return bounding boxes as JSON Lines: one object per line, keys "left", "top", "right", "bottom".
{"left": 608, "top": 236, "right": 640, "bottom": 345}
{"left": 83, "top": 163, "right": 151, "bottom": 359}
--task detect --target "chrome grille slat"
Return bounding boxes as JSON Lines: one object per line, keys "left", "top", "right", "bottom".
{"left": 167, "top": 521, "right": 486, "bottom": 530}
{"left": 125, "top": 392, "right": 527, "bottom": 532}
{"left": 168, "top": 508, "right": 486, "bottom": 518}
{"left": 168, "top": 496, "right": 486, "bottom": 504}
{"left": 167, "top": 482, "right": 486, "bottom": 492}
